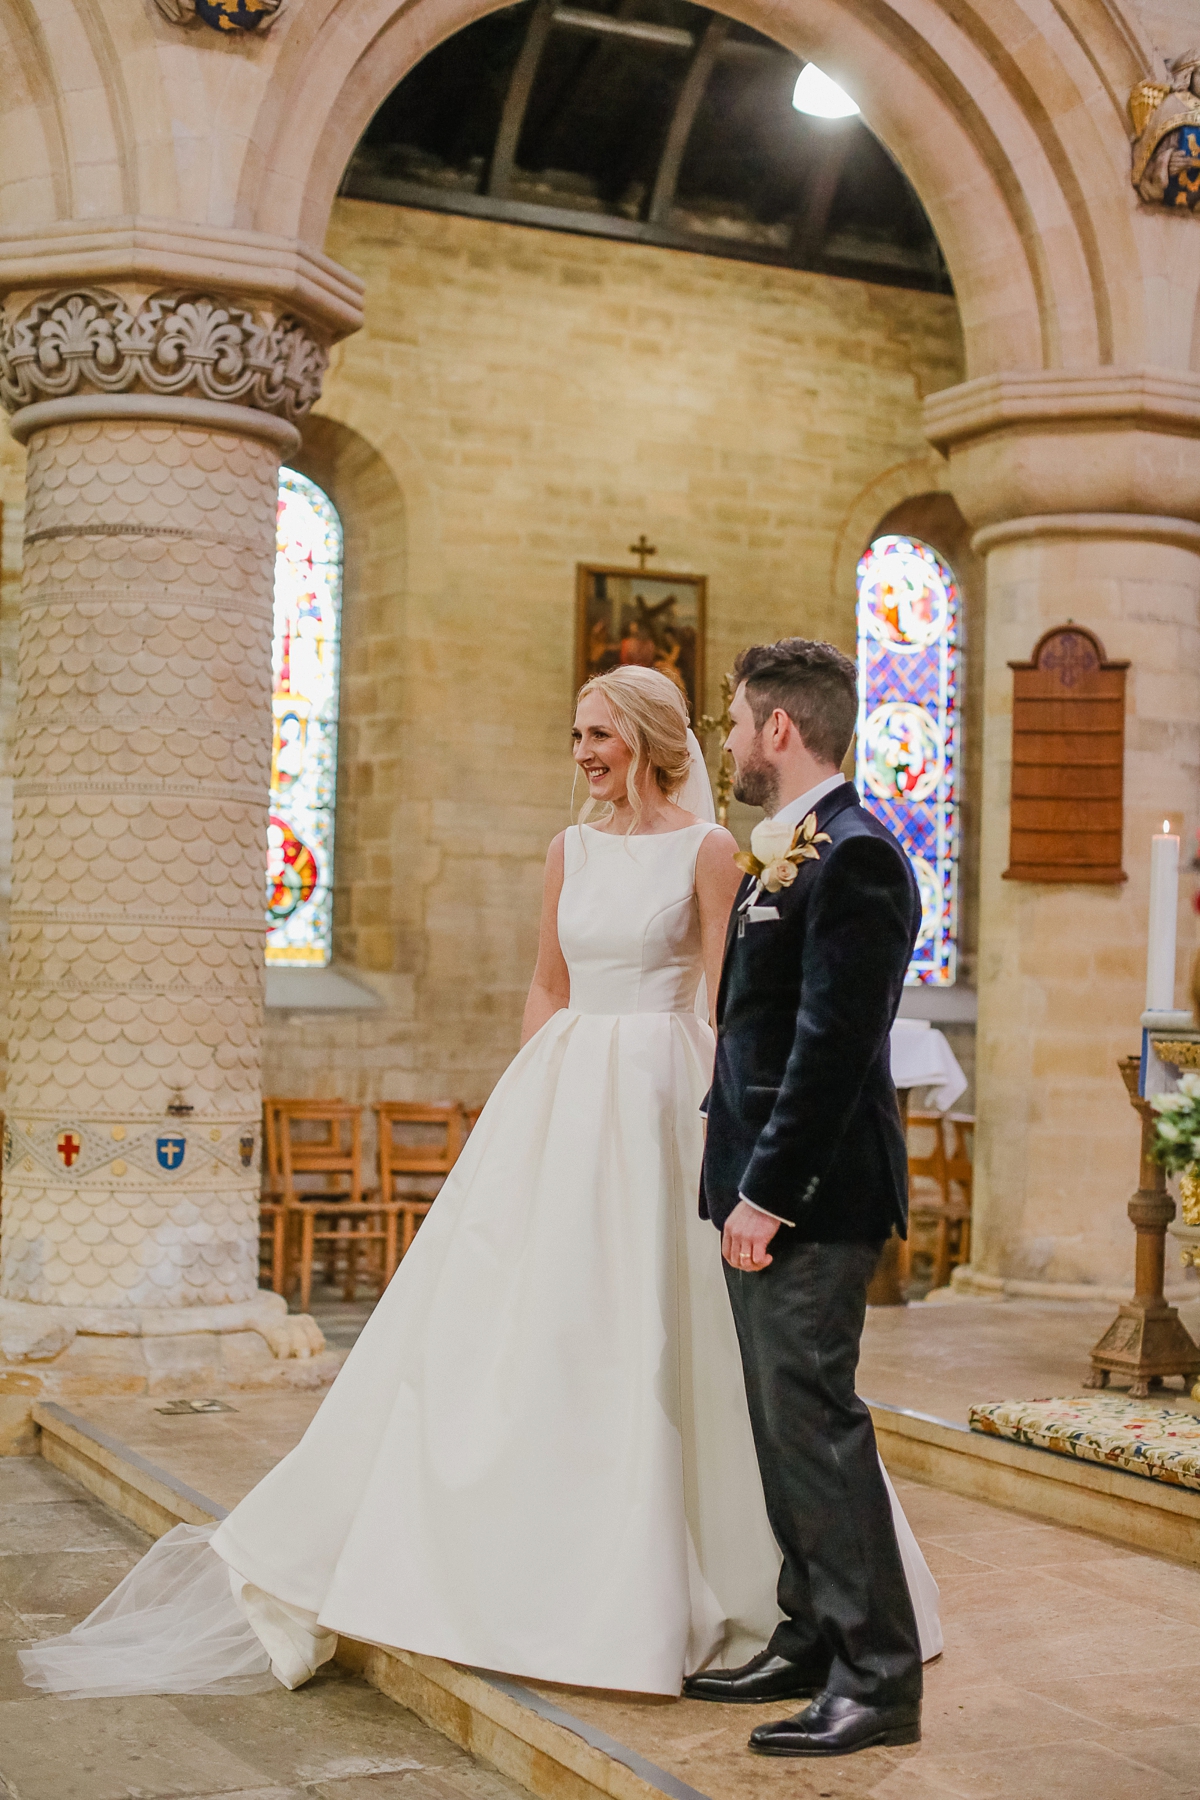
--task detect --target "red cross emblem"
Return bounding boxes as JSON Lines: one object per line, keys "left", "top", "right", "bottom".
{"left": 56, "top": 1131, "right": 81, "bottom": 1168}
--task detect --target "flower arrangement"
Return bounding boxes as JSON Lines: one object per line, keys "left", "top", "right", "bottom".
{"left": 734, "top": 812, "right": 830, "bottom": 895}
{"left": 1150, "top": 1075, "right": 1200, "bottom": 1229}
{"left": 1150, "top": 1074, "right": 1200, "bottom": 1172}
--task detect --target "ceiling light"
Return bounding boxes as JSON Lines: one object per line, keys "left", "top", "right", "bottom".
{"left": 792, "top": 63, "right": 860, "bottom": 119}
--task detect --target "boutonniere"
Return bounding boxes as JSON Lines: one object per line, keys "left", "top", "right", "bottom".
{"left": 734, "top": 812, "right": 831, "bottom": 903}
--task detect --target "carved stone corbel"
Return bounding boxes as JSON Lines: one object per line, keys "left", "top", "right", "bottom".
{"left": 1130, "top": 52, "right": 1200, "bottom": 209}
{"left": 152, "top": 0, "right": 289, "bottom": 34}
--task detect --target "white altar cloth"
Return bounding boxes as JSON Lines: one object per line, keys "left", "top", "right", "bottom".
{"left": 889, "top": 1018, "right": 967, "bottom": 1113}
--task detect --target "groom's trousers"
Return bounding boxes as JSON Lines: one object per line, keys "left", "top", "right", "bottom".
{"left": 723, "top": 1235, "right": 923, "bottom": 1710}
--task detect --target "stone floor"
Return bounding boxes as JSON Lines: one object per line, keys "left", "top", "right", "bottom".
{"left": 857, "top": 1294, "right": 1200, "bottom": 1424}
{"left": 16, "top": 1290, "right": 1200, "bottom": 1798}
{"left": 9, "top": 1447, "right": 1200, "bottom": 1800}
{"left": 530, "top": 1476, "right": 1200, "bottom": 1799}
{"left": 0, "top": 1454, "right": 534, "bottom": 1800}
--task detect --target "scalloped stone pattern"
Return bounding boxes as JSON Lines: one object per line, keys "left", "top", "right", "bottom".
{"left": 1, "top": 420, "right": 278, "bottom": 1309}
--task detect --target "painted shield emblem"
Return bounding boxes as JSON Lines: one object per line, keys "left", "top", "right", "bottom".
{"left": 57, "top": 1130, "right": 82, "bottom": 1168}
{"left": 238, "top": 1132, "right": 255, "bottom": 1169}
{"left": 156, "top": 1134, "right": 186, "bottom": 1172}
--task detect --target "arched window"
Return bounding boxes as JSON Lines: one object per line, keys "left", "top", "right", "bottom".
{"left": 266, "top": 470, "right": 343, "bottom": 967}
{"left": 855, "top": 534, "right": 960, "bottom": 985}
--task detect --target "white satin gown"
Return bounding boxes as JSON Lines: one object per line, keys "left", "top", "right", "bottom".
{"left": 22, "top": 819, "right": 940, "bottom": 1700}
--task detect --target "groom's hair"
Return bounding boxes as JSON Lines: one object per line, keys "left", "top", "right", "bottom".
{"left": 733, "top": 638, "right": 857, "bottom": 766}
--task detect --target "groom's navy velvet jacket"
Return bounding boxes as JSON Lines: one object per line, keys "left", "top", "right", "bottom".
{"left": 700, "top": 782, "right": 920, "bottom": 1241}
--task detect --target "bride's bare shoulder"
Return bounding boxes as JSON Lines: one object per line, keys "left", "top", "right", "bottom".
{"left": 696, "top": 824, "right": 739, "bottom": 862}
{"left": 695, "top": 826, "right": 742, "bottom": 894}
{"left": 542, "top": 831, "right": 569, "bottom": 878}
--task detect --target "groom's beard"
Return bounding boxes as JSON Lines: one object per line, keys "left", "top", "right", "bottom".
{"left": 732, "top": 739, "right": 779, "bottom": 814}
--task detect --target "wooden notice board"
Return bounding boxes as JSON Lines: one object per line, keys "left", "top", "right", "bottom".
{"left": 1004, "top": 624, "right": 1128, "bottom": 884}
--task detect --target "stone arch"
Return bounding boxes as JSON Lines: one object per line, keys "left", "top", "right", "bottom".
{"left": 238, "top": 0, "right": 1154, "bottom": 378}
{"left": 831, "top": 455, "right": 952, "bottom": 621}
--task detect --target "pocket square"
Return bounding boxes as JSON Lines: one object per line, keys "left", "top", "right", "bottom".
{"left": 747, "top": 905, "right": 780, "bottom": 921}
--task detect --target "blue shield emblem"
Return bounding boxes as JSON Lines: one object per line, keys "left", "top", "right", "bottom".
{"left": 156, "top": 1134, "right": 186, "bottom": 1172}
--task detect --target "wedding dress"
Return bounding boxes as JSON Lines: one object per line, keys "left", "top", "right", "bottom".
{"left": 23, "top": 802, "right": 941, "bottom": 1701}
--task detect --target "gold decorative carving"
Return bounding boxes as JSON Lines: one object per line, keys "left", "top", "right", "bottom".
{"left": 0, "top": 289, "right": 327, "bottom": 424}
{"left": 695, "top": 672, "right": 734, "bottom": 828}
{"left": 1179, "top": 1169, "right": 1200, "bottom": 1228}
{"left": 1150, "top": 1040, "right": 1200, "bottom": 1069}
{"left": 1130, "top": 52, "right": 1200, "bottom": 207}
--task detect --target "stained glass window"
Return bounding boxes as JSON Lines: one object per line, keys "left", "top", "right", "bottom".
{"left": 266, "top": 470, "right": 342, "bottom": 967}
{"left": 855, "top": 534, "right": 960, "bottom": 985}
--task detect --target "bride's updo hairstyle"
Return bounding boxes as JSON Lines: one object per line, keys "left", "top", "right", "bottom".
{"left": 575, "top": 665, "right": 692, "bottom": 836}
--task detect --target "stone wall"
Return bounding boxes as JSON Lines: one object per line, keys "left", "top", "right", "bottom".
{"left": 261, "top": 198, "right": 965, "bottom": 1112}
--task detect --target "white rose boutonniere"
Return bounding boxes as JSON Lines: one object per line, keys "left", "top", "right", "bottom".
{"left": 734, "top": 811, "right": 831, "bottom": 896}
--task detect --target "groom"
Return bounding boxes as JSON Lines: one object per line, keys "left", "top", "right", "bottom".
{"left": 688, "top": 637, "right": 924, "bottom": 1757}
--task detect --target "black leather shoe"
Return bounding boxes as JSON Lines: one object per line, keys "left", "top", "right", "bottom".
{"left": 682, "top": 1651, "right": 827, "bottom": 1704}
{"left": 749, "top": 1692, "right": 921, "bottom": 1756}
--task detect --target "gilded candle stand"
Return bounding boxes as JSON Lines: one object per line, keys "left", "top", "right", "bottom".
{"left": 1083, "top": 1054, "right": 1200, "bottom": 1397}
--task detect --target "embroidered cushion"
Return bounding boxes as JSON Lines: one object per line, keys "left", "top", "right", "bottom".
{"left": 969, "top": 1394, "right": 1200, "bottom": 1491}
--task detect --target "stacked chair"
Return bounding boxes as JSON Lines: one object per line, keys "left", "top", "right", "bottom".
{"left": 260, "top": 1097, "right": 469, "bottom": 1311}
{"left": 374, "top": 1102, "right": 466, "bottom": 1265}
{"left": 900, "top": 1110, "right": 974, "bottom": 1292}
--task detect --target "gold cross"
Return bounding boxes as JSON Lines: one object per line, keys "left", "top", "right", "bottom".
{"left": 695, "top": 671, "right": 735, "bottom": 828}
{"left": 628, "top": 534, "right": 657, "bottom": 570}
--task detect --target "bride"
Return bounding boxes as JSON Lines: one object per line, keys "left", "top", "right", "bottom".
{"left": 22, "top": 665, "right": 940, "bottom": 1701}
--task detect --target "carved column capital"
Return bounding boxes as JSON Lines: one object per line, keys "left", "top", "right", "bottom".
{"left": 923, "top": 367, "right": 1200, "bottom": 541}
{"left": 0, "top": 286, "right": 330, "bottom": 452}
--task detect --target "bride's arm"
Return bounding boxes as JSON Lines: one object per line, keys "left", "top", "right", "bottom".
{"left": 695, "top": 827, "right": 743, "bottom": 1030}
{"left": 520, "top": 832, "right": 570, "bottom": 1045}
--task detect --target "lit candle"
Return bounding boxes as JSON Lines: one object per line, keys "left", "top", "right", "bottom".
{"left": 1146, "top": 821, "right": 1180, "bottom": 1011}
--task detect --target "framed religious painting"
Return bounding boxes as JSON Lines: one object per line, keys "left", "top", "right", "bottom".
{"left": 575, "top": 564, "right": 707, "bottom": 721}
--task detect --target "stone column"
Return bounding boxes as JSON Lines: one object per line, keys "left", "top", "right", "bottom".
{"left": 926, "top": 372, "right": 1200, "bottom": 1300}
{"left": 0, "top": 286, "right": 346, "bottom": 1397}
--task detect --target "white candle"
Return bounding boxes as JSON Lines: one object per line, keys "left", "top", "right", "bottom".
{"left": 1146, "top": 822, "right": 1180, "bottom": 1011}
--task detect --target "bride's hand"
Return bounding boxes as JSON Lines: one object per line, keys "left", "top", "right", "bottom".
{"left": 721, "top": 1199, "right": 780, "bottom": 1272}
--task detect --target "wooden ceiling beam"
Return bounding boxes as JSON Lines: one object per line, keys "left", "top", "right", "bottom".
{"left": 487, "top": 0, "right": 558, "bottom": 200}
{"left": 647, "top": 12, "right": 729, "bottom": 228}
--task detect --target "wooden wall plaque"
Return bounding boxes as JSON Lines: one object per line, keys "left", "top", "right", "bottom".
{"left": 1003, "top": 624, "right": 1128, "bottom": 884}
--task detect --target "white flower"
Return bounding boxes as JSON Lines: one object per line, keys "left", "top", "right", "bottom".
{"left": 750, "top": 818, "right": 797, "bottom": 866}
{"left": 1153, "top": 1091, "right": 1189, "bottom": 1113}
{"left": 761, "top": 859, "right": 799, "bottom": 894}
{"left": 1181, "top": 1072, "right": 1200, "bottom": 1098}
{"left": 1158, "top": 1119, "right": 1183, "bottom": 1143}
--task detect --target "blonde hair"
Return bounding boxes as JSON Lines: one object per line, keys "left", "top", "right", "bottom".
{"left": 574, "top": 665, "right": 692, "bottom": 835}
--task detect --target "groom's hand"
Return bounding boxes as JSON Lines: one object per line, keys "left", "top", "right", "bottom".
{"left": 722, "top": 1200, "right": 780, "bottom": 1272}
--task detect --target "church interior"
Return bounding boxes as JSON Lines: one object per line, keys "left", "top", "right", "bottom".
{"left": 4, "top": 0, "right": 1200, "bottom": 1792}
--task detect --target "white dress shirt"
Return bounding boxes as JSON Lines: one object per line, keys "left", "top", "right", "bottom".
{"left": 739, "top": 773, "right": 848, "bottom": 1227}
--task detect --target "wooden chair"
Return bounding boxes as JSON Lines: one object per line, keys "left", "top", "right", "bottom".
{"left": 258, "top": 1097, "right": 288, "bottom": 1293}
{"left": 374, "top": 1102, "right": 466, "bottom": 1265}
{"left": 897, "top": 1109, "right": 947, "bottom": 1287}
{"left": 937, "top": 1112, "right": 974, "bottom": 1286}
{"left": 276, "top": 1101, "right": 387, "bottom": 1312}
{"left": 901, "top": 1110, "right": 974, "bottom": 1291}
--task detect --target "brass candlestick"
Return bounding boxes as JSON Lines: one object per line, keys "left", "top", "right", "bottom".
{"left": 696, "top": 672, "right": 734, "bottom": 827}
{"left": 1083, "top": 1055, "right": 1200, "bottom": 1397}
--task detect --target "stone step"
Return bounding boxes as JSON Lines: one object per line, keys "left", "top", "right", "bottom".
{"left": 27, "top": 1398, "right": 703, "bottom": 1800}
{"left": 870, "top": 1396, "right": 1200, "bottom": 1565}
